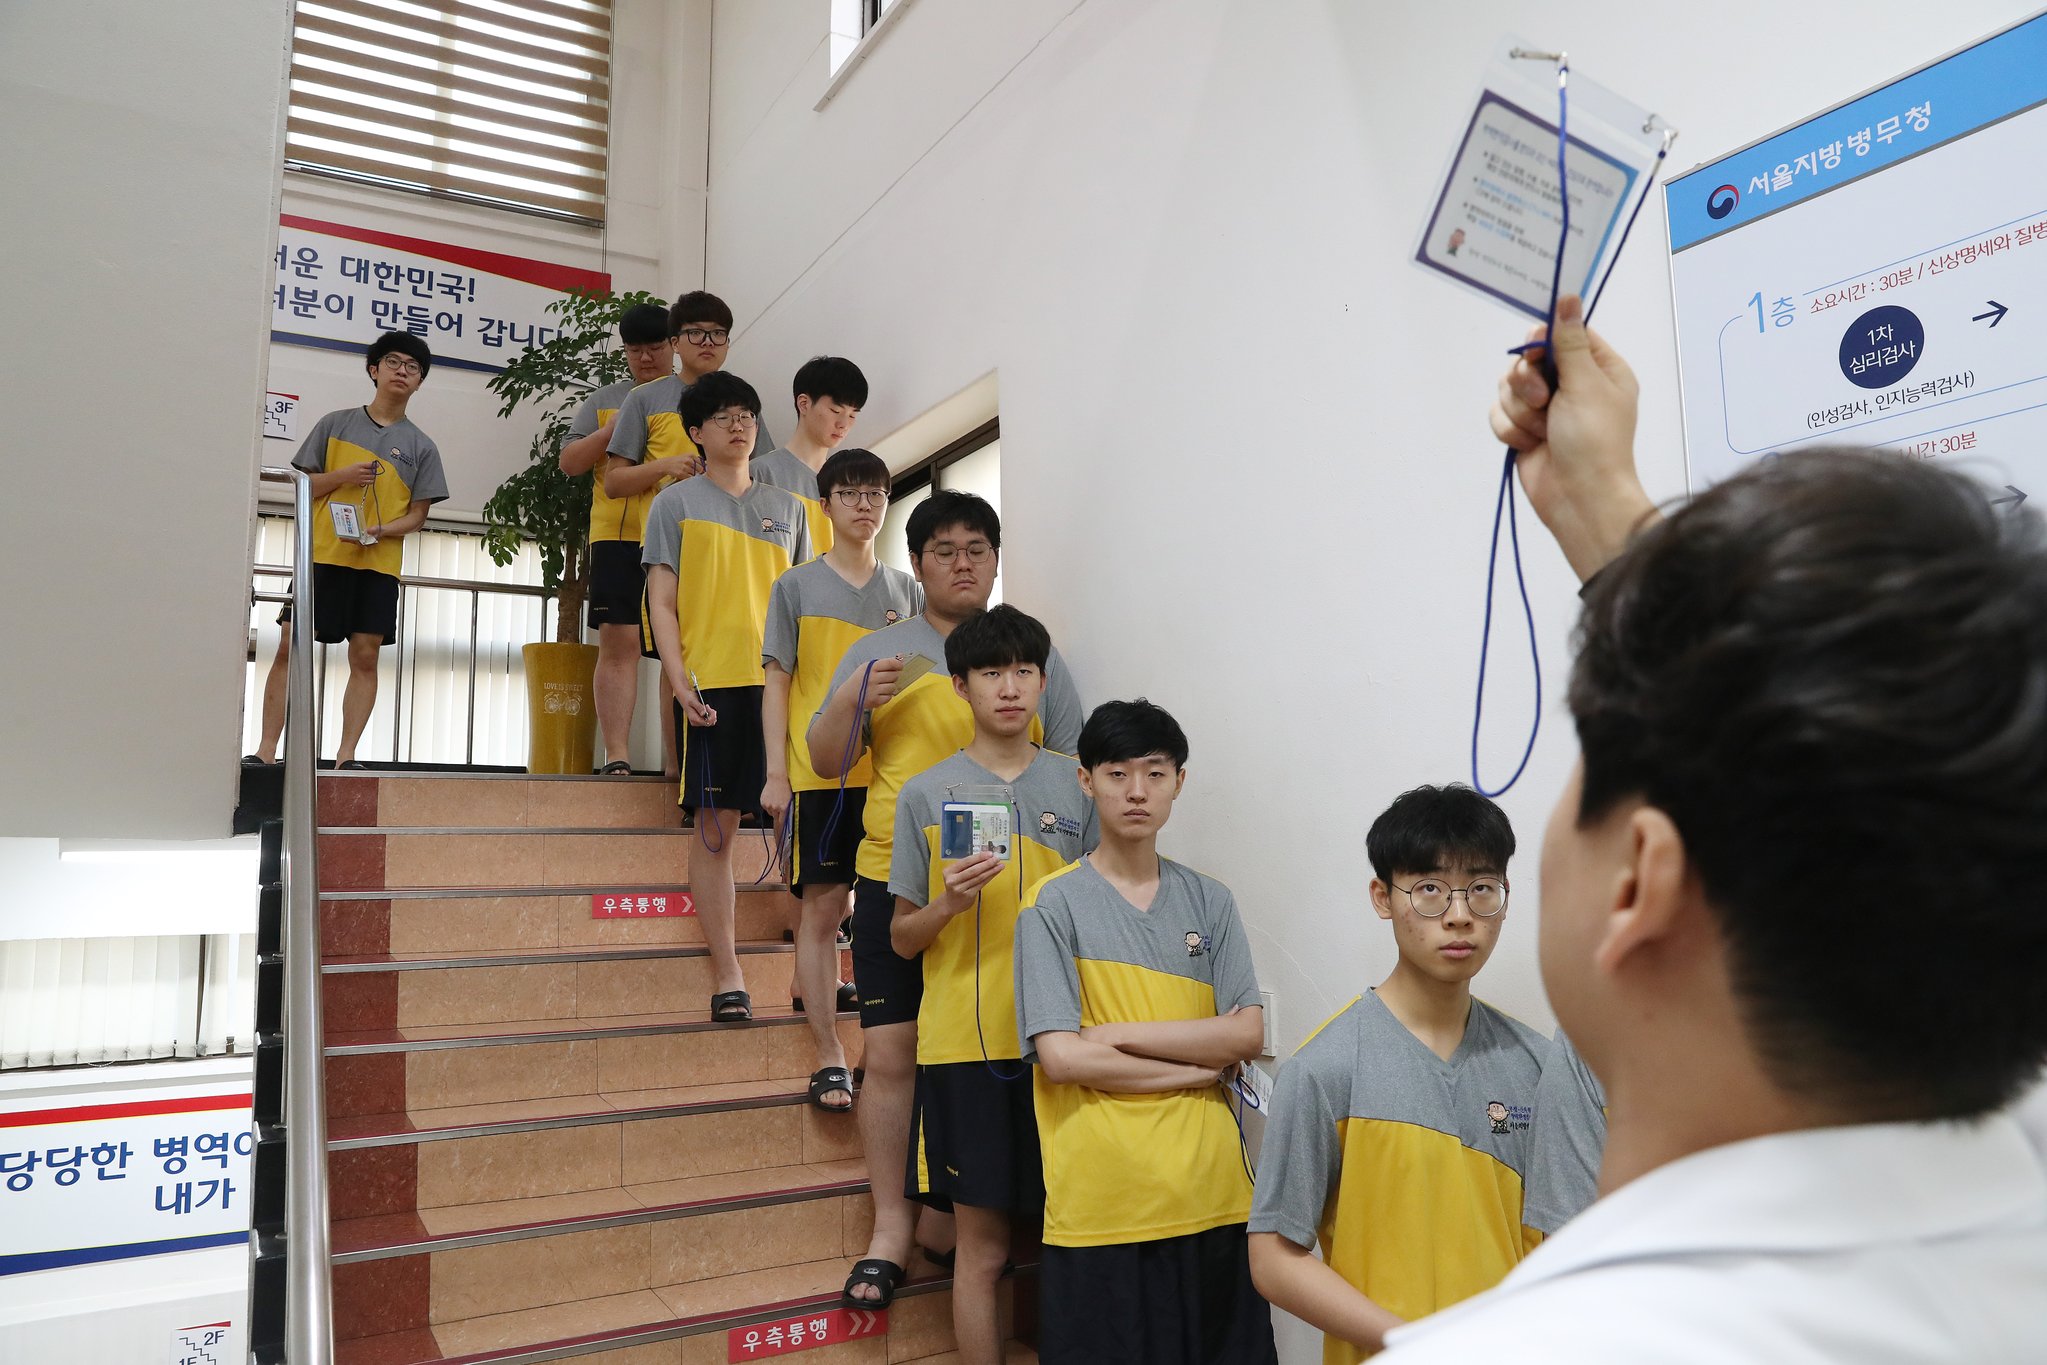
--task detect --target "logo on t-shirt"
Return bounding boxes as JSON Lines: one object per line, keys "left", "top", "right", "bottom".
{"left": 760, "top": 516, "right": 791, "bottom": 535}
{"left": 884, "top": 609, "right": 901, "bottom": 623}
{"left": 1183, "top": 931, "right": 1209, "bottom": 957}
{"left": 1485, "top": 1100, "right": 1532, "bottom": 1134}
{"left": 1038, "top": 811, "right": 1083, "bottom": 838}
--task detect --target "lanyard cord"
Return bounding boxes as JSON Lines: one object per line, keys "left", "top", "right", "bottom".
{"left": 816, "top": 660, "right": 875, "bottom": 859}
{"left": 1470, "top": 61, "right": 1673, "bottom": 798}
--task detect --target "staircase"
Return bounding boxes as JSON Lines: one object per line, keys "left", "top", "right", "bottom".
{"left": 304, "top": 769, "right": 1035, "bottom": 1365}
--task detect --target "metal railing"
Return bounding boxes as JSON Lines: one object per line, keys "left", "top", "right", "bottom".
{"left": 256, "top": 466, "right": 333, "bottom": 1364}
{"left": 252, "top": 560, "right": 557, "bottom": 767}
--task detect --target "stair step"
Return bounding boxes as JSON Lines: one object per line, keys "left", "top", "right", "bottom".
{"left": 325, "top": 940, "right": 808, "bottom": 972}
{"left": 325, "top": 1077, "right": 866, "bottom": 1219}
{"left": 320, "top": 887, "right": 803, "bottom": 959}
{"left": 333, "top": 1253, "right": 1021, "bottom": 1365}
{"left": 317, "top": 828, "right": 784, "bottom": 892}
{"left": 334, "top": 1159, "right": 869, "bottom": 1261}
{"left": 317, "top": 770, "right": 683, "bottom": 831}
{"left": 322, "top": 944, "right": 833, "bottom": 1038}
{"left": 324, "top": 1009, "right": 863, "bottom": 1117}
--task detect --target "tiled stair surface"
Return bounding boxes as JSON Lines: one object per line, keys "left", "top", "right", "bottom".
{"left": 318, "top": 772, "right": 1016, "bottom": 1364}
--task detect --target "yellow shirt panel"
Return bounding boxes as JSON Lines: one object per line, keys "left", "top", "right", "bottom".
{"left": 916, "top": 834, "right": 1072, "bottom": 1064}
{"left": 1033, "top": 960, "right": 1251, "bottom": 1246}
{"left": 788, "top": 616, "right": 873, "bottom": 791}
{"left": 1315, "top": 1119, "right": 1536, "bottom": 1365}
{"left": 593, "top": 410, "right": 693, "bottom": 545}
{"left": 311, "top": 435, "right": 412, "bottom": 576}
{"left": 676, "top": 522, "right": 793, "bottom": 690}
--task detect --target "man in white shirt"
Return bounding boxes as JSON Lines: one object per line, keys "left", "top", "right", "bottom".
{"left": 1376, "top": 295, "right": 2047, "bottom": 1362}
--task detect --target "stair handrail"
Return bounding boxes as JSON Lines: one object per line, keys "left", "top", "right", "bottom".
{"left": 258, "top": 465, "right": 334, "bottom": 1363}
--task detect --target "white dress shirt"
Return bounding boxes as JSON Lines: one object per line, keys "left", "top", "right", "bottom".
{"left": 1378, "top": 1109, "right": 2047, "bottom": 1363}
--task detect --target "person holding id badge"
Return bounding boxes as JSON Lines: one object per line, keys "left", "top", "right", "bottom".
{"left": 254, "top": 332, "right": 447, "bottom": 768}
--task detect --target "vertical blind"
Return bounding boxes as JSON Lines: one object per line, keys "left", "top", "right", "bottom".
{"left": 287, "top": 0, "right": 614, "bottom": 223}
{"left": 0, "top": 935, "right": 257, "bottom": 1070}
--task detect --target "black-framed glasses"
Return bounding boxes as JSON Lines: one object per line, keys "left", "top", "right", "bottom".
{"left": 831, "top": 488, "right": 889, "bottom": 508}
{"left": 704, "top": 411, "right": 757, "bottom": 430}
{"left": 379, "top": 356, "right": 422, "bottom": 376}
{"left": 921, "top": 542, "right": 994, "bottom": 565}
{"left": 679, "top": 327, "right": 731, "bottom": 345}
{"left": 1388, "top": 877, "right": 1508, "bottom": 918}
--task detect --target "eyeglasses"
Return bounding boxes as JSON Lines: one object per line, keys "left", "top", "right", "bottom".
{"left": 379, "top": 357, "right": 422, "bottom": 376}
{"left": 1388, "top": 877, "right": 1509, "bottom": 918}
{"left": 921, "top": 542, "right": 994, "bottom": 565}
{"left": 704, "top": 412, "right": 757, "bottom": 430}
{"left": 831, "top": 489, "right": 889, "bottom": 508}
{"left": 679, "top": 327, "right": 731, "bottom": 345}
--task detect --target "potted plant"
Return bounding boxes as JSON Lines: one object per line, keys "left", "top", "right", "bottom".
{"left": 483, "top": 287, "right": 662, "bottom": 774}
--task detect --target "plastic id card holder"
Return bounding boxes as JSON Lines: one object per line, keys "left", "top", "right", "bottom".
{"left": 327, "top": 499, "right": 374, "bottom": 544}
{"left": 941, "top": 783, "right": 1014, "bottom": 862}
{"left": 1414, "top": 37, "right": 1670, "bottom": 322}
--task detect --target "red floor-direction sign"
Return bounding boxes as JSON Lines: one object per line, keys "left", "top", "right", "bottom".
{"left": 728, "top": 1306, "right": 885, "bottom": 1359}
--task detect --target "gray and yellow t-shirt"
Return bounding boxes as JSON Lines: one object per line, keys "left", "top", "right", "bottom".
{"left": 564, "top": 377, "right": 642, "bottom": 544}
{"left": 608, "top": 374, "right": 776, "bottom": 471}
{"left": 1014, "top": 856, "right": 1262, "bottom": 1247}
{"left": 1524, "top": 1027, "right": 1606, "bottom": 1235}
{"left": 750, "top": 447, "right": 831, "bottom": 557}
{"left": 640, "top": 475, "right": 810, "bottom": 690}
{"left": 293, "top": 406, "right": 448, "bottom": 577}
{"left": 1248, "top": 991, "right": 1547, "bottom": 1365}
{"left": 891, "top": 748, "right": 1094, "bottom": 1064}
{"left": 814, "top": 615, "right": 1085, "bottom": 884}
{"left": 761, "top": 560, "right": 922, "bottom": 791}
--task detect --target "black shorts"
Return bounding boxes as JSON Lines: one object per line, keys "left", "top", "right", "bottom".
{"left": 276, "top": 563, "right": 400, "bottom": 646}
{"left": 675, "top": 686, "right": 765, "bottom": 815}
{"left": 850, "top": 875, "right": 921, "bottom": 1029}
{"left": 792, "top": 787, "right": 866, "bottom": 893}
{"left": 907, "top": 1061, "right": 1042, "bottom": 1215}
{"left": 1038, "top": 1224, "right": 1276, "bottom": 1365}
{"left": 586, "top": 540, "right": 644, "bottom": 631}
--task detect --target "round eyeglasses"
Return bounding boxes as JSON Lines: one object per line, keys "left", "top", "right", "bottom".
{"left": 831, "top": 489, "right": 889, "bottom": 508}
{"left": 704, "top": 412, "right": 757, "bottom": 430}
{"left": 1388, "top": 877, "right": 1509, "bottom": 918}
{"left": 921, "top": 542, "right": 994, "bottom": 565}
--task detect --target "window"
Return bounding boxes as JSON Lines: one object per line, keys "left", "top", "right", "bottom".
{"left": 879, "top": 420, "right": 1001, "bottom": 603}
{"left": 0, "top": 934, "right": 256, "bottom": 1070}
{"left": 287, "top": 0, "right": 613, "bottom": 224}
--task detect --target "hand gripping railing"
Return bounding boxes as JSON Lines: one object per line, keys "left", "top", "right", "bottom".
{"left": 253, "top": 465, "right": 333, "bottom": 1363}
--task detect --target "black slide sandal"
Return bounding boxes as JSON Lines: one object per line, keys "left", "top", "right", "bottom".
{"left": 710, "top": 990, "right": 752, "bottom": 1022}
{"left": 808, "top": 1066, "right": 855, "bottom": 1112}
{"left": 841, "top": 1258, "right": 905, "bottom": 1308}
{"left": 597, "top": 760, "right": 632, "bottom": 775}
{"left": 791, "top": 982, "right": 860, "bottom": 1014}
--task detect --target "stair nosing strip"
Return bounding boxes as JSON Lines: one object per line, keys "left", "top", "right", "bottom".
{"left": 319, "top": 826, "right": 694, "bottom": 836}
{"left": 332, "top": 1177, "right": 868, "bottom": 1263}
{"left": 322, "top": 942, "right": 794, "bottom": 973}
{"left": 322, "top": 883, "right": 789, "bottom": 900}
{"left": 430, "top": 1272, "right": 988, "bottom": 1365}
{"left": 320, "top": 770, "right": 673, "bottom": 783}
{"left": 326, "top": 1009, "right": 851, "bottom": 1054}
{"left": 327, "top": 1089, "right": 806, "bottom": 1148}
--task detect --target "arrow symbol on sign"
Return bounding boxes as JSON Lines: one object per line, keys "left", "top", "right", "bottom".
{"left": 848, "top": 1310, "right": 876, "bottom": 1332}
{"left": 1972, "top": 300, "right": 2009, "bottom": 327}
{"left": 1992, "top": 486, "right": 2027, "bottom": 511}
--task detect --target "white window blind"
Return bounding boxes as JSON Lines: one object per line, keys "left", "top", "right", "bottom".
{"left": 0, "top": 935, "right": 257, "bottom": 1070}
{"left": 287, "top": 0, "right": 613, "bottom": 223}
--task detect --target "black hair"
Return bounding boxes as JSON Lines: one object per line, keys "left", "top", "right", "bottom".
{"left": 365, "top": 331, "right": 431, "bottom": 379}
{"left": 905, "top": 489, "right": 1000, "bottom": 561}
{"left": 1365, "top": 784, "right": 1515, "bottom": 884}
{"left": 792, "top": 355, "right": 869, "bottom": 413}
{"left": 618, "top": 302, "right": 670, "bottom": 346}
{"left": 817, "top": 447, "right": 890, "bottom": 500}
{"left": 1570, "top": 447, "right": 2047, "bottom": 1121}
{"left": 679, "top": 370, "right": 761, "bottom": 434}
{"left": 667, "top": 290, "right": 733, "bottom": 335}
{"left": 944, "top": 604, "right": 1049, "bottom": 677}
{"left": 1078, "top": 699, "right": 1189, "bottom": 770}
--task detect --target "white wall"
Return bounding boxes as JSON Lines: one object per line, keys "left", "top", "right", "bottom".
{"left": 264, "top": 0, "right": 714, "bottom": 519}
{"left": 0, "top": 1, "right": 290, "bottom": 840}
{"left": 705, "top": 0, "right": 2023, "bottom": 1053}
